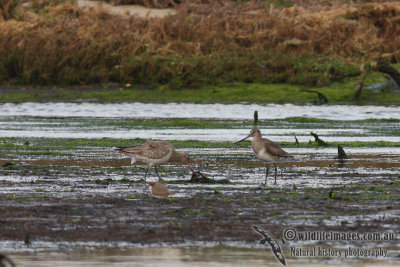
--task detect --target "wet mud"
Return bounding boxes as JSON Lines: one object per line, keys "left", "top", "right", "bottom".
{"left": 1, "top": 148, "right": 399, "bottom": 251}
{"left": 0, "top": 104, "right": 399, "bottom": 265}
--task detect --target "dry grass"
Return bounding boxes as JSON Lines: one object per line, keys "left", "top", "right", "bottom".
{"left": 106, "top": 0, "right": 230, "bottom": 9}
{"left": 1, "top": 0, "right": 400, "bottom": 86}
{"left": 105, "top": 0, "right": 398, "bottom": 9}
{"left": 0, "top": 0, "right": 19, "bottom": 20}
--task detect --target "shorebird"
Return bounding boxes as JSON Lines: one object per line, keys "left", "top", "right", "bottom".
{"left": 116, "top": 140, "right": 194, "bottom": 181}
{"left": 235, "top": 128, "right": 292, "bottom": 184}
{"left": 149, "top": 181, "right": 173, "bottom": 198}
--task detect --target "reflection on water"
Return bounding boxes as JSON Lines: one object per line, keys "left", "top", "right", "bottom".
{"left": 6, "top": 246, "right": 400, "bottom": 267}
{"left": 1, "top": 102, "right": 400, "bottom": 120}
{"left": 0, "top": 124, "right": 398, "bottom": 142}
{"left": 1, "top": 103, "right": 399, "bottom": 141}
{"left": 0, "top": 128, "right": 388, "bottom": 141}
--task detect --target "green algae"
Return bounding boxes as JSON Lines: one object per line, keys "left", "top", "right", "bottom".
{"left": 2, "top": 76, "right": 400, "bottom": 104}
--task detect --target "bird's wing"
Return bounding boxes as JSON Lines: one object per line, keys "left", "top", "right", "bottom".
{"left": 117, "top": 141, "right": 173, "bottom": 159}
{"left": 264, "top": 139, "right": 291, "bottom": 158}
{"left": 252, "top": 226, "right": 286, "bottom": 266}
{"left": 154, "top": 183, "right": 173, "bottom": 195}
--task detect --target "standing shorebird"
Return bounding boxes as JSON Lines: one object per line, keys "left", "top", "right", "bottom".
{"left": 149, "top": 181, "right": 173, "bottom": 198}
{"left": 235, "top": 128, "right": 292, "bottom": 184}
{"left": 116, "top": 140, "right": 194, "bottom": 181}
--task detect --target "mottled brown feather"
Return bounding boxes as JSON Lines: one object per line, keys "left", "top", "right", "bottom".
{"left": 117, "top": 141, "right": 174, "bottom": 160}
{"left": 264, "top": 139, "right": 291, "bottom": 158}
{"left": 151, "top": 182, "right": 173, "bottom": 197}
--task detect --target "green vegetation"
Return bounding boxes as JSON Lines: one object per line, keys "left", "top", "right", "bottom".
{"left": 2, "top": 136, "right": 400, "bottom": 154}
{"left": 2, "top": 76, "right": 400, "bottom": 103}
{"left": 1, "top": 0, "right": 400, "bottom": 105}
{"left": 166, "top": 209, "right": 201, "bottom": 216}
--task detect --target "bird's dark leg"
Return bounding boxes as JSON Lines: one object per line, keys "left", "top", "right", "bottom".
{"left": 144, "top": 166, "right": 150, "bottom": 181}
{"left": 131, "top": 166, "right": 150, "bottom": 187}
{"left": 154, "top": 165, "right": 163, "bottom": 181}
{"left": 265, "top": 162, "right": 269, "bottom": 185}
{"left": 274, "top": 163, "right": 277, "bottom": 184}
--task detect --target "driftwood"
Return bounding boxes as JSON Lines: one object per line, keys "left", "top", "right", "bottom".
{"left": 293, "top": 132, "right": 299, "bottom": 145}
{"left": 353, "top": 61, "right": 400, "bottom": 100}
{"left": 190, "top": 171, "right": 231, "bottom": 184}
{"left": 301, "top": 90, "right": 328, "bottom": 104}
{"left": 337, "top": 145, "right": 348, "bottom": 159}
{"left": 353, "top": 64, "right": 371, "bottom": 101}
{"left": 311, "top": 132, "right": 328, "bottom": 146}
{"left": 337, "top": 145, "right": 348, "bottom": 168}
{"left": 376, "top": 61, "right": 400, "bottom": 86}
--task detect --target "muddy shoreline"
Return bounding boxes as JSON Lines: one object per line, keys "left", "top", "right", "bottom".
{"left": 1, "top": 155, "right": 399, "bottom": 249}
{"left": 0, "top": 106, "right": 399, "bottom": 265}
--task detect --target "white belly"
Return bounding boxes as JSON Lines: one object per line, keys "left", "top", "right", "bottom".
{"left": 135, "top": 150, "right": 173, "bottom": 166}
{"left": 254, "top": 149, "right": 275, "bottom": 162}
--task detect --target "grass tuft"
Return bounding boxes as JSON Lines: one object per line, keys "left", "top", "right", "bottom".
{"left": 1, "top": 1, "right": 400, "bottom": 89}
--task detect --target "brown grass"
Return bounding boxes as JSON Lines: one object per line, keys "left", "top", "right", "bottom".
{"left": 0, "top": 0, "right": 19, "bottom": 20}
{"left": 105, "top": 0, "right": 398, "bottom": 9}
{"left": 106, "top": 0, "right": 228, "bottom": 9}
{"left": 1, "top": 0, "right": 400, "bottom": 86}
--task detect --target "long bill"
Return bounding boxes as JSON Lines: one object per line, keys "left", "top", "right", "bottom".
{"left": 234, "top": 134, "right": 251, "bottom": 144}
{"left": 187, "top": 164, "right": 195, "bottom": 173}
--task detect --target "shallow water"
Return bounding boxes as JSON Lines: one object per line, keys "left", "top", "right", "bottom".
{"left": 4, "top": 245, "right": 400, "bottom": 267}
{"left": 1, "top": 102, "right": 399, "bottom": 265}
{"left": 3, "top": 128, "right": 396, "bottom": 142}
{"left": 1, "top": 102, "right": 400, "bottom": 142}
{"left": 1, "top": 102, "right": 400, "bottom": 120}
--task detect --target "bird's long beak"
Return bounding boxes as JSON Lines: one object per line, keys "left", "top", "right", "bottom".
{"left": 234, "top": 134, "right": 251, "bottom": 144}
{"left": 187, "top": 164, "right": 195, "bottom": 173}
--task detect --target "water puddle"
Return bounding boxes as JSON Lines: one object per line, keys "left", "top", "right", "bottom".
{"left": 1, "top": 102, "right": 400, "bottom": 120}
{"left": 3, "top": 245, "right": 399, "bottom": 267}
{"left": 1, "top": 103, "right": 399, "bottom": 142}
{"left": 3, "top": 128, "right": 398, "bottom": 142}
{"left": 1, "top": 102, "right": 399, "bottom": 264}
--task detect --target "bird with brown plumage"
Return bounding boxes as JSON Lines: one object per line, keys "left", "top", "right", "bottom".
{"left": 149, "top": 181, "right": 173, "bottom": 199}
{"left": 235, "top": 128, "right": 293, "bottom": 185}
{"left": 116, "top": 140, "right": 194, "bottom": 181}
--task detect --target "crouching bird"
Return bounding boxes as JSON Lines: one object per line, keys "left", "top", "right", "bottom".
{"left": 149, "top": 181, "right": 173, "bottom": 199}
{"left": 116, "top": 140, "right": 194, "bottom": 181}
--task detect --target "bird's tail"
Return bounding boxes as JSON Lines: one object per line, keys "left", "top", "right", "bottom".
{"left": 115, "top": 146, "right": 142, "bottom": 154}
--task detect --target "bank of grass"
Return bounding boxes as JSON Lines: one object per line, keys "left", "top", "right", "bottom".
{"left": 1, "top": 0, "right": 400, "bottom": 95}
{"left": 3, "top": 74, "right": 400, "bottom": 103}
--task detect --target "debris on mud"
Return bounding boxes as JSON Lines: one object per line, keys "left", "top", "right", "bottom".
{"left": 337, "top": 144, "right": 348, "bottom": 159}
{"left": 189, "top": 171, "right": 231, "bottom": 184}
{"left": 311, "top": 132, "right": 328, "bottom": 146}
{"left": 1, "top": 162, "right": 17, "bottom": 170}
